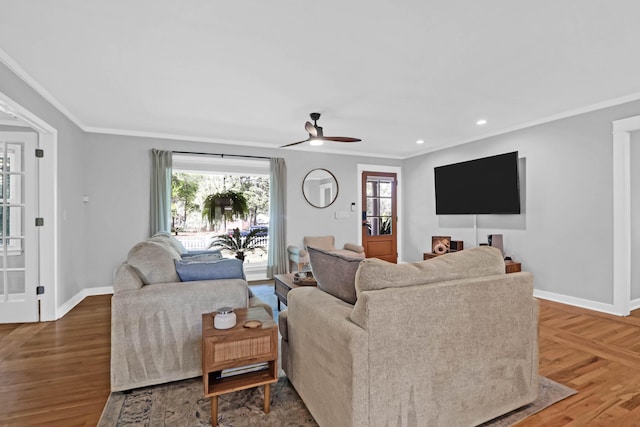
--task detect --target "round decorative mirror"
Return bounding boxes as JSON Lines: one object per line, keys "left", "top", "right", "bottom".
{"left": 302, "top": 168, "right": 339, "bottom": 208}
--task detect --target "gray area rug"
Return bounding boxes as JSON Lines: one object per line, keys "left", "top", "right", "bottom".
{"left": 479, "top": 376, "right": 576, "bottom": 427}
{"left": 99, "top": 375, "right": 575, "bottom": 427}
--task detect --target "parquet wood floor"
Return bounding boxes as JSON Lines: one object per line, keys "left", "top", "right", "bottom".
{"left": 517, "top": 300, "right": 640, "bottom": 427}
{"left": 0, "top": 295, "right": 111, "bottom": 427}
{"left": 0, "top": 295, "right": 639, "bottom": 426}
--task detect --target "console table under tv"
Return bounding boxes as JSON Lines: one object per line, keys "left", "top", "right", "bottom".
{"left": 423, "top": 251, "right": 522, "bottom": 274}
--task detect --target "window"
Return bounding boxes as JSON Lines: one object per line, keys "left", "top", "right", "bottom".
{"left": 0, "top": 143, "right": 23, "bottom": 254}
{"left": 171, "top": 154, "right": 270, "bottom": 275}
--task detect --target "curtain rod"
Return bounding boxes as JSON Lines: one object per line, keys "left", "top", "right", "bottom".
{"left": 171, "top": 150, "right": 271, "bottom": 160}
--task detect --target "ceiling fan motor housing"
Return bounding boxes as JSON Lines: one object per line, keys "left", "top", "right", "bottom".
{"left": 279, "top": 112, "right": 360, "bottom": 147}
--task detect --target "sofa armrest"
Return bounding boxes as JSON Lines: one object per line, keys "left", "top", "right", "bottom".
{"left": 110, "top": 278, "right": 249, "bottom": 391}
{"left": 343, "top": 243, "right": 365, "bottom": 254}
{"left": 286, "top": 287, "right": 369, "bottom": 426}
{"left": 113, "top": 262, "right": 143, "bottom": 292}
{"left": 278, "top": 309, "right": 288, "bottom": 342}
{"left": 113, "top": 279, "right": 249, "bottom": 311}
{"left": 287, "top": 245, "right": 307, "bottom": 258}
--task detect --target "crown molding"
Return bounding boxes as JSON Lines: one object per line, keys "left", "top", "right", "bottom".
{"left": 4, "top": 46, "right": 640, "bottom": 160}
{"left": 0, "top": 48, "right": 85, "bottom": 130}
{"left": 84, "top": 126, "right": 403, "bottom": 159}
{"left": 0, "top": 119, "right": 30, "bottom": 127}
{"left": 408, "top": 91, "right": 640, "bottom": 159}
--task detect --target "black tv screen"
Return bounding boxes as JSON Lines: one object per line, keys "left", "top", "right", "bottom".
{"left": 434, "top": 151, "right": 521, "bottom": 214}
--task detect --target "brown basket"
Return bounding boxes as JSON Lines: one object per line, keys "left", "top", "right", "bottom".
{"left": 293, "top": 271, "right": 317, "bottom": 285}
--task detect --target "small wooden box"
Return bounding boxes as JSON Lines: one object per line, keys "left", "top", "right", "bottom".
{"left": 505, "top": 260, "right": 521, "bottom": 274}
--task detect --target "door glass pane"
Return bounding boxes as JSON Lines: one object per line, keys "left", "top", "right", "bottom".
{"left": 366, "top": 176, "right": 394, "bottom": 236}
{"left": 0, "top": 141, "right": 26, "bottom": 300}
{"left": 6, "top": 271, "right": 25, "bottom": 300}
{"left": 366, "top": 198, "right": 376, "bottom": 216}
{"left": 369, "top": 217, "right": 379, "bottom": 235}
{"left": 380, "top": 216, "right": 392, "bottom": 234}
{"left": 379, "top": 182, "right": 391, "bottom": 197}
{"left": 380, "top": 198, "right": 392, "bottom": 216}
{"left": 366, "top": 181, "right": 375, "bottom": 197}
{"left": 8, "top": 173, "right": 22, "bottom": 201}
{"left": 0, "top": 203, "right": 4, "bottom": 239}
{"left": 0, "top": 272, "right": 28, "bottom": 302}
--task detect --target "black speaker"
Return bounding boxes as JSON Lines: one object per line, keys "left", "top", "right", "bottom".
{"left": 450, "top": 240, "right": 464, "bottom": 252}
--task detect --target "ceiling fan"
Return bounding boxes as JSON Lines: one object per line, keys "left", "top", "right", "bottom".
{"left": 280, "top": 112, "right": 361, "bottom": 148}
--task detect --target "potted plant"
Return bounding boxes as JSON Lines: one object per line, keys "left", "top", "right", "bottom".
{"left": 202, "top": 190, "right": 249, "bottom": 230}
{"left": 209, "top": 227, "right": 265, "bottom": 261}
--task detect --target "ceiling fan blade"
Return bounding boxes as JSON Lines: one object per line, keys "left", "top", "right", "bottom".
{"left": 305, "top": 121, "right": 318, "bottom": 137}
{"left": 324, "top": 136, "right": 362, "bottom": 143}
{"left": 280, "top": 138, "right": 310, "bottom": 148}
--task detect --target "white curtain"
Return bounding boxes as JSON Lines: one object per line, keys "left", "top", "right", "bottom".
{"left": 267, "top": 158, "right": 288, "bottom": 277}
{"left": 150, "top": 149, "right": 172, "bottom": 235}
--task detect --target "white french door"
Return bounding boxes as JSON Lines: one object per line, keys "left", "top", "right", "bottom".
{"left": 0, "top": 132, "right": 38, "bottom": 323}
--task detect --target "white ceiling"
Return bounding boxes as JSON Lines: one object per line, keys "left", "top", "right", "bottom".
{"left": 1, "top": 1, "right": 640, "bottom": 159}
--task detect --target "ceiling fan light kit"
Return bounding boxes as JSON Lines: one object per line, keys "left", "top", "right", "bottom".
{"left": 281, "top": 112, "right": 361, "bottom": 148}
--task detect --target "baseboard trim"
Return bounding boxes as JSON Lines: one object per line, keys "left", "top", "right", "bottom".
{"left": 533, "top": 289, "right": 626, "bottom": 316}
{"left": 55, "top": 287, "right": 636, "bottom": 319}
{"left": 56, "top": 286, "right": 114, "bottom": 320}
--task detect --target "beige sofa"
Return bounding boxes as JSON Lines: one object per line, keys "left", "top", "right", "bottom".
{"left": 111, "top": 234, "right": 272, "bottom": 391}
{"left": 280, "top": 247, "right": 538, "bottom": 427}
{"left": 287, "top": 235, "right": 365, "bottom": 272}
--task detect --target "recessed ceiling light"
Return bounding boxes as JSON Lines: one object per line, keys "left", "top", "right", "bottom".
{"left": 416, "top": 139, "right": 425, "bottom": 144}
{"left": 476, "top": 119, "right": 487, "bottom": 126}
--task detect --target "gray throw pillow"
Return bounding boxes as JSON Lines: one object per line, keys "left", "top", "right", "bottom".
{"left": 308, "top": 246, "right": 363, "bottom": 304}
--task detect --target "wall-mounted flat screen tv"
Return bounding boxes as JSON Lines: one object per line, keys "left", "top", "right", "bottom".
{"left": 434, "top": 151, "right": 521, "bottom": 215}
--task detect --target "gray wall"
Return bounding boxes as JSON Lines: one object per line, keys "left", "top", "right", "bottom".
{"left": 0, "top": 61, "right": 88, "bottom": 307}
{"left": 632, "top": 131, "right": 640, "bottom": 300}
{"left": 404, "top": 100, "right": 640, "bottom": 305}
{"left": 5, "top": 54, "right": 640, "bottom": 310}
{"left": 83, "top": 133, "right": 401, "bottom": 288}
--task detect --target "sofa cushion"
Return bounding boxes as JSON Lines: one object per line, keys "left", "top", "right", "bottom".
{"left": 127, "top": 241, "right": 181, "bottom": 284}
{"left": 151, "top": 232, "right": 188, "bottom": 254}
{"left": 304, "top": 236, "right": 335, "bottom": 251}
{"left": 175, "top": 258, "right": 246, "bottom": 282}
{"left": 148, "top": 235, "right": 184, "bottom": 257}
{"left": 355, "top": 246, "right": 505, "bottom": 296}
{"left": 308, "top": 246, "right": 362, "bottom": 304}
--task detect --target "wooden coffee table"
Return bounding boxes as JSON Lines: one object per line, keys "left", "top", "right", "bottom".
{"left": 201, "top": 307, "right": 278, "bottom": 426}
{"left": 274, "top": 273, "right": 317, "bottom": 310}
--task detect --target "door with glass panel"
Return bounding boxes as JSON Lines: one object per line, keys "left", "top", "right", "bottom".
{"left": 361, "top": 172, "right": 397, "bottom": 263}
{"left": 0, "top": 132, "right": 38, "bottom": 323}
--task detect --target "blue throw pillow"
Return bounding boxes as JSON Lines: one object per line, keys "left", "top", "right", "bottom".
{"left": 175, "top": 258, "right": 246, "bottom": 282}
